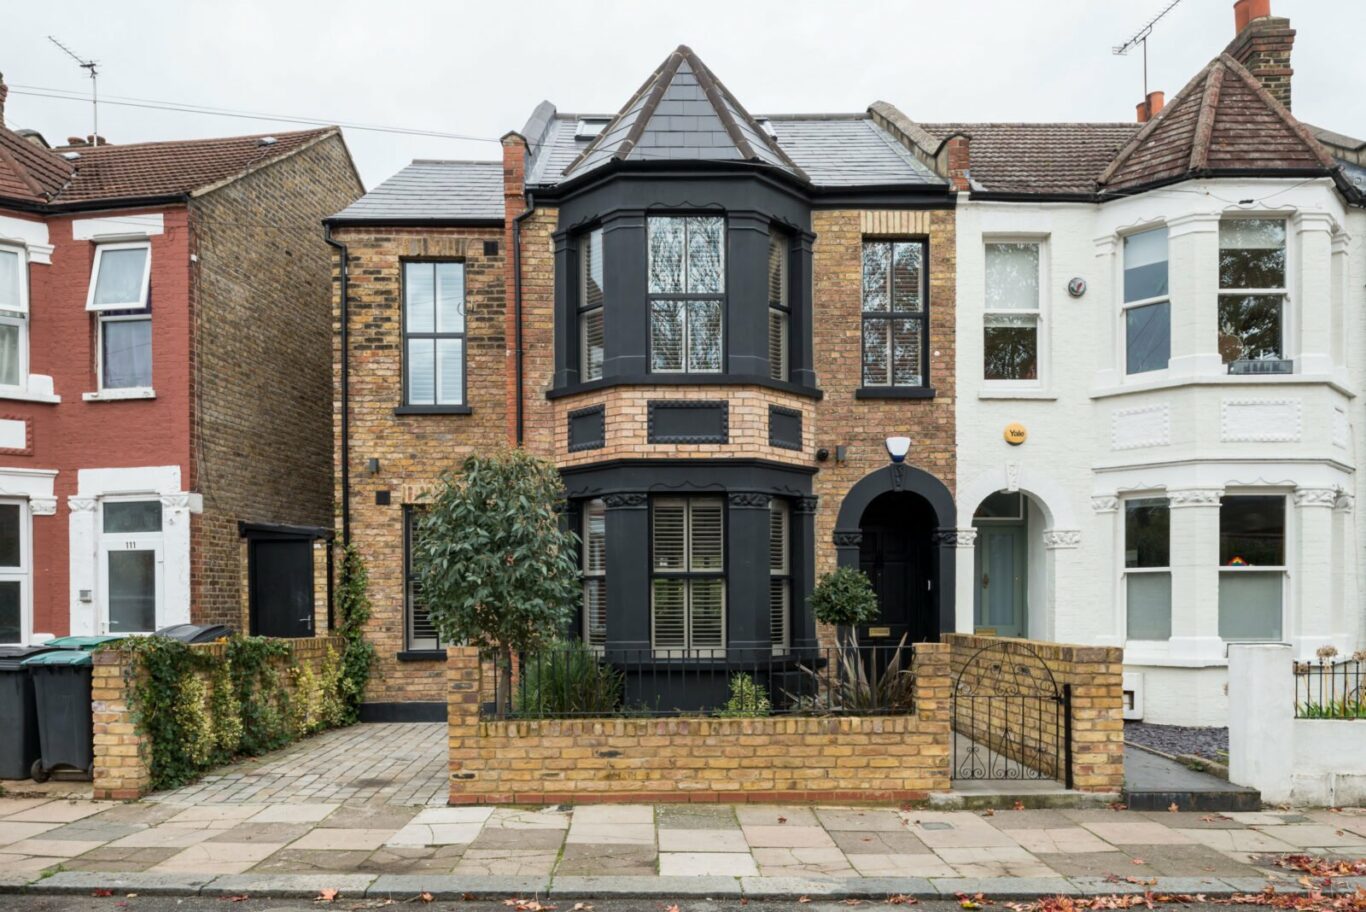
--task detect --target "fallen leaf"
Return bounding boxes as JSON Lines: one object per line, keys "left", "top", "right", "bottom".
{"left": 981, "top": 809, "right": 996, "bottom": 817}
{"left": 571, "top": 905, "right": 593, "bottom": 912}
{"left": 778, "top": 816, "right": 788, "bottom": 824}
{"left": 221, "top": 895, "right": 250, "bottom": 903}
{"left": 798, "top": 898, "right": 812, "bottom": 904}
{"left": 1131, "top": 858, "right": 1145, "bottom": 865}
{"left": 1012, "top": 801, "right": 1025, "bottom": 811}
{"left": 1108, "top": 802, "right": 1127, "bottom": 812}
{"left": 419, "top": 892, "right": 434, "bottom": 904}
{"left": 1168, "top": 802, "right": 1179, "bottom": 813}
{"left": 666, "top": 906, "right": 681, "bottom": 912}
{"left": 886, "top": 895, "right": 919, "bottom": 905}
{"left": 841, "top": 902, "right": 865, "bottom": 907}
{"left": 316, "top": 887, "right": 339, "bottom": 903}
{"left": 92, "top": 890, "right": 114, "bottom": 898}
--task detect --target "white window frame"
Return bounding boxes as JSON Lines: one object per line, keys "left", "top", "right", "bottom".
{"left": 647, "top": 216, "right": 726, "bottom": 375}
{"left": 1217, "top": 216, "right": 1291, "bottom": 372}
{"left": 1217, "top": 490, "right": 1289, "bottom": 643}
{"left": 1119, "top": 224, "right": 1170, "bottom": 379}
{"left": 581, "top": 499, "right": 606, "bottom": 650}
{"left": 0, "top": 498, "right": 31, "bottom": 645}
{"left": 1120, "top": 495, "right": 1171, "bottom": 643}
{"left": 982, "top": 236, "right": 1047, "bottom": 390}
{"left": 85, "top": 241, "right": 152, "bottom": 312}
{"left": 97, "top": 311, "right": 154, "bottom": 393}
{"left": 769, "top": 498, "right": 790, "bottom": 656}
{"left": 96, "top": 496, "right": 165, "bottom": 635}
{"left": 0, "top": 244, "right": 31, "bottom": 394}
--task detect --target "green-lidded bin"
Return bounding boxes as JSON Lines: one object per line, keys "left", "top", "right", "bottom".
{"left": 22, "top": 649, "right": 97, "bottom": 782}
{"left": 42, "top": 635, "right": 123, "bottom": 651}
{"left": 0, "top": 645, "right": 68, "bottom": 779}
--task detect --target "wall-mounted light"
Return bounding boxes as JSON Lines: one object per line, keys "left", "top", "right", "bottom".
{"left": 835, "top": 445, "right": 848, "bottom": 463}
{"left": 885, "top": 436, "right": 911, "bottom": 464}
{"left": 366, "top": 458, "right": 380, "bottom": 475}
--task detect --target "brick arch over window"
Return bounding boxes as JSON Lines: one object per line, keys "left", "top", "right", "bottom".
{"left": 833, "top": 463, "right": 956, "bottom": 640}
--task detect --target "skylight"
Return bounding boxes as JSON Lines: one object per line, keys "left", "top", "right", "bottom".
{"left": 575, "top": 118, "right": 610, "bottom": 140}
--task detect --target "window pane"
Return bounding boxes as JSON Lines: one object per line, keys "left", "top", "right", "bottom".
{"left": 862, "top": 318, "right": 890, "bottom": 385}
{"left": 650, "top": 300, "right": 684, "bottom": 371}
{"left": 103, "top": 501, "right": 161, "bottom": 534}
{"left": 1218, "top": 295, "right": 1283, "bottom": 362}
{"left": 648, "top": 217, "right": 685, "bottom": 294}
{"left": 435, "top": 338, "right": 464, "bottom": 405}
{"left": 767, "top": 233, "right": 787, "bottom": 307}
{"left": 583, "top": 578, "right": 606, "bottom": 646}
{"left": 582, "top": 228, "right": 604, "bottom": 309}
{"left": 769, "top": 501, "right": 788, "bottom": 573}
{"left": 861, "top": 242, "right": 890, "bottom": 312}
{"left": 689, "top": 579, "right": 725, "bottom": 648}
{"left": 102, "top": 318, "right": 152, "bottom": 389}
{"left": 1125, "top": 498, "right": 1169, "bottom": 568}
{"left": 891, "top": 317, "right": 922, "bottom": 386}
{"left": 581, "top": 308, "right": 604, "bottom": 381}
{"left": 891, "top": 242, "right": 923, "bottom": 313}
{"left": 983, "top": 317, "right": 1037, "bottom": 381}
{"left": 652, "top": 501, "right": 686, "bottom": 571}
{"left": 408, "top": 579, "right": 438, "bottom": 650}
{"left": 688, "top": 500, "right": 724, "bottom": 572}
{"left": 435, "top": 263, "right": 465, "bottom": 334}
{"left": 686, "top": 300, "right": 723, "bottom": 372}
{"left": 0, "top": 250, "right": 18, "bottom": 311}
{"left": 974, "top": 491, "right": 1022, "bottom": 520}
{"left": 0, "top": 322, "right": 19, "bottom": 387}
{"left": 404, "top": 263, "right": 435, "bottom": 333}
{"left": 985, "top": 243, "right": 1039, "bottom": 311}
{"left": 651, "top": 578, "right": 687, "bottom": 648}
{"left": 1127, "top": 573, "right": 1172, "bottom": 640}
{"left": 406, "top": 338, "right": 435, "bottom": 404}
{"left": 0, "top": 581, "right": 18, "bottom": 644}
{"left": 107, "top": 549, "right": 156, "bottom": 633}
{"left": 583, "top": 500, "right": 606, "bottom": 573}
{"left": 769, "top": 579, "right": 789, "bottom": 648}
{"left": 93, "top": 248, "right": 148, "bottom": 307}
{"left": 686, "top": 217, "right": 725, "bottom": 294}
{"left": 1126, "top": 301, "right": 1169, "bottom": 374}
{"left": 0, "top": 504, "right": 18, "bottom": 567}
{"left": 1220, "top": 495, "right": 1285, "bottom": 566}
{"left": 1220, "top": 219, "right": 1286, "bottom": 289}
{"left": 1123, "top": 227, "right": 1168, "bottom": 303}
{"left": 1219, "top": 571, "right": 1282, "bottom": 640}
{"left": 768, "top": 309, "right": 787, "bottom": 381}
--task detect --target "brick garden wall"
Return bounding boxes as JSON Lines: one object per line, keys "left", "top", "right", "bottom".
{"left": 91, "top": 635, "right": 348, "bottom": 800}
{"left": 944, "top": 633, "right": 1124, "bottom": 793}
{"left": 447, "top": 643, "right": 954, "bottom": 805}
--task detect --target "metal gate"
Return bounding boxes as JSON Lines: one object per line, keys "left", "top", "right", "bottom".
{"left": 951, "top": 640, "right": 1072, "bottom": 787}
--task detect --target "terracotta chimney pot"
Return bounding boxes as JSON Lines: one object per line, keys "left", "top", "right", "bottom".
{"left": 1234, "top": 0, "right": 1271, "bottom": 33}
{"left": 1136, "top": 91, "right": 1165, "bottom": 124}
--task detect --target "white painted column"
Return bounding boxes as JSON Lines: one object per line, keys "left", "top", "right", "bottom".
{"left": 1294, "top": 212, "right": 1337, "bottom": 377}
{"left": 1167, "top": 488, "right": 1224, "bottom": 661}
{"left": 67, "top": 497, "right": 97, "bottom": 636}
{"left": 951, "top": 528, "right": 978, "bottom": 635}
{"left": 1166, "top": 214, "right": 1222, "bottom": 378}
{"left": 1090, "top": 234, "right": 1121, "bottom": 389}
{"left": 1293, "top": 486, "right": 1339, "bottom": 657}
{"left": 1090, "top": 495, "right": 1122, "bottom": 646}
{"left": 160, "top": 494, "right": 194, "bottom": 628}
{"left": 1227, "top": 643, "right": 1294, "bottom": 803}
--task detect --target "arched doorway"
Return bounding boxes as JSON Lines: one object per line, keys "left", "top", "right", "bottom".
{"left": 834, "top": 463, "right": 956, "bottom": 643}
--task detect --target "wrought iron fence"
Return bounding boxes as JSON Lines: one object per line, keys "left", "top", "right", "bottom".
{"left": 478, "top": 641, "right": 918, "bottom": 720}
{"left": 1295, "top": 655, "right": 1366, "bottom": 719}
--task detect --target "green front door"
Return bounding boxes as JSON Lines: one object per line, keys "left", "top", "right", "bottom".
{"left": 974, "top": 524, "right": 1026, "bottom": 637}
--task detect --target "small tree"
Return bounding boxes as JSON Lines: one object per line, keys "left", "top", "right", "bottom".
{"left": 412, "top": 451, "right": 582, "bottom": 713}
{"left": 810, "top": 566, "right": 879, "bottom": 644}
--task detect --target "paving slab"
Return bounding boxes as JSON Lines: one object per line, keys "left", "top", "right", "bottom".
{"left": 248, "top": 804, "right": 338, "bottom": 824}
{"left": 5, "top": 801, "right": 114, "bottom": 824}
{"left": 0, "top": 853, "right": 64, "bottom": 876}
{"left": 1080, "top": 820, "right": 1196, "bottom": 845}
{"left": 205, "top": 872, "right": 375, "bottom": 898}
{"left": 0, "top": 798, "right": 55, "bottom": 818}
{"left": 469, "top": 827, "right": 565, "bottom": 850}
{"left": 1251, "top": 824, "right": 1366, "bottom": 848}
{"left": 0, "top": 821, "right": 61, "bottom": 846}
{"left": 454, "top": 848, "right": 559, "bottom": 876}
{"left": 831, "top": 830, "right": 932, "bottom": 854}
{"left": 363, "top": 844, "right": 465, "bottom": 874}
{"left": 555, "top": 843, "right": 657, "bottom": 876}
{"left": 484, "top": 807, "right": 571, "bottom": 830}
{"left": 742, "top": 824, "right": 837, "bottom": 848}
{"left": 552, "top": 874, "right": 741, "bottom": 897}
{"left": 290, "top": 827, "right": 395, "bottom": 851}
{"left": 848, "top": 854, "right": 955, "bottom": 878}
{"left": 929, "top": 875, "right": 1080, "bottom": 897}
{"left": 29, "top": 870, "right": 215, "bottom": 895}
{"left": 3, "top": 837, "right": 106, "bottom": 858}
{"left": 834, "top": 876, "right": 937, "bottom": 898}
{"left": 1008, "top": 827, "right": 1114, "bottom": 854}
{"left": 106, "top": 827, "right": 218, "bottom": 849}
{"left": 740, "top": 875, "right": 853, "bottom": 898}
{"left": 656, "top": 805, "right": 738, "bottom": 830}
{"left": 658, "top": 827, "right": 750, "bottom": 853}
{"left": 659, "top": 851, "right": 758, "bottom": 877}
{"left": 152, "top": 840, "right": 283, "bottom": 874}
{"left": 570, "top": 804, "right": 653, "bottom": 825}
{"left": 250, "top": 848, "right": 376, "bottom": 873}
{"left": 737, "top": 806, "right": 820, "bottom": 826}
{"left": 368, "top": 873, "right": 550, "bottom": 898}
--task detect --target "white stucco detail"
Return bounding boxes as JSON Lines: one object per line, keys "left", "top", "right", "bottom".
{"left": 1111, "top": 404, "right": 1170, "bottom": 450}
{"left": 0, "top": 214, "right": 53, "bottom": 264}
{"left": 71, "top": 213, "right": 165, "bottom": 241}
{"left": 0, "top": 418, "right": 26, "bottom": 451}
{"left": 1220, "top": 398, "right": 1301, "bottom": 442}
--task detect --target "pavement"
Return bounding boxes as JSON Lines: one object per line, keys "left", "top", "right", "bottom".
{"left": 0, "top": 723, "right": 1363, "bottom": 902}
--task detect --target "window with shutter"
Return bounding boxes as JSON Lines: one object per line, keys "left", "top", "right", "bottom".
{"left": 768, "top": 230, "right": 789, "bottom": 381}
{"left": 769, "top": 498, "right": 790, "bottom": 654}
{"left": 404, "top": 508, "right": 441, "bottom": 651}
{"left": 579, "top": 229, "right": 605, "bottom": 381}
{"left": 651, "top": 496, "right": 726, "bottom": 657}
{"left": 581, "top": 499, "right": 607, "bottom": 648}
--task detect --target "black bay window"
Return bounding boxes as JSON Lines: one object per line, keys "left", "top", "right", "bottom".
{"left": 581, "top": 498, "right": 607, "bottom": 648}
{"left": 651, "top": 496, "right": 726, "bottom": 657}
{"left": 768, "top": 230, "right": 790, "bottom": 381}
{"left": 579, "top": 228, "right": 605, "bottom": 382}
{"left": 649, "top": 216, "right": 725, "bottom": 373}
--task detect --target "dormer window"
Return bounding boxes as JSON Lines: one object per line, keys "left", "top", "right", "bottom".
{"left": 648, "top": 216, "right": 724, "bottom": 373}
{"left": 574, "top": 118, "right": 609, "bottom": 140}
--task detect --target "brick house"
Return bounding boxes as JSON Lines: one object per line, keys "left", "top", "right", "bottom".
{"left": 330, "top": 47, "right": 963, "bottom": 719}
{"left": 0, "top": 75, "right": 363, "bottom": 644}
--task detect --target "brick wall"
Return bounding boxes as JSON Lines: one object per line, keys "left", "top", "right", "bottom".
{"left": 447, "top": 643, "right": 953, "bottom": 804}
{"left": 189, "top": 133, "right": 362, "bottom": 629}
{"left": 91, "top": 635, "right": 348, "bottom": 799}
{"left": 944, "top": 633, "right": 1124, "bottom": 793}
{"left": 332, "top": 226, "right": 507, "bottom": 705}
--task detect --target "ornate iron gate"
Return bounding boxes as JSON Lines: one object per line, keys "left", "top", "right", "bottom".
{"left": 951, "top": 640, "right": 1073, "bottom": 788}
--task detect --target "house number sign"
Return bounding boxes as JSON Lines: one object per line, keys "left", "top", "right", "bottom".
{"left": 1003, "top": 423, "right": 1028, "bottom": 446}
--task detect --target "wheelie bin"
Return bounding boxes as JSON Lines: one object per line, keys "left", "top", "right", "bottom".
{"left": 0, "top": 644, "right": 68, "bottom": 779}
{"left": 22, "top": 638, "right": 122, "bottom": 781}
{"left": 154, "top": 624, "right": 233, "bottom": 644}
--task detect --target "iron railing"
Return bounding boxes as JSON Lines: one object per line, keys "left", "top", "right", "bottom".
{"left": 478, "top": 642, "right": 918, "bottom": 720}
{"left": 1295, "top": 657, "right": 1366, "bottom": 719}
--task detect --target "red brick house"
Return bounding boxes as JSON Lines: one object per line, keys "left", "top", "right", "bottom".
{"left": 0, "top": 75, "right": 363, "bottom": 644}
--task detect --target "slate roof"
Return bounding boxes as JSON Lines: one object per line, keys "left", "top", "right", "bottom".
{"left": 766, "top": 116, "right": 940, "bottom": 187}
{"left": 330, "top": 160, "right": 503, "bottom": 223}
{"left": 918, "top": 122, "right": 1138, "bottom": 196}
{"left": 564, "top": 45, "right": 806, "bottom": 181}
{"left": 0, "top": 125, "right": 337, "bottom": 208}
{"left": 1099, "top": 54, "right": 1336, "bottom": 191}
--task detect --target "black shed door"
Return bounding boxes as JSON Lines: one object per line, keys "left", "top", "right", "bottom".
{"left": 249, "top": 538, "right": 315, "bottom": 638}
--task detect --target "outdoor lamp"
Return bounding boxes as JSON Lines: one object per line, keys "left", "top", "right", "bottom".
{"left": 884, "top": 436, "right": 911, "bottom": 463}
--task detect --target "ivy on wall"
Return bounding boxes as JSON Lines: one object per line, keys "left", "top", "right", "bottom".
{"left": 335, "top": 544, "right": 375, "bottom": 724}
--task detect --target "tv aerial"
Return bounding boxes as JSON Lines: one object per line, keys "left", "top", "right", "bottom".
{"left": 48, "top": 36, "right": 101, "bottom": 144}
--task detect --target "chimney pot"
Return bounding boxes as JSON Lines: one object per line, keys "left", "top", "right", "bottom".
{"left": 1136, "top": 91, "right": 1165, "bottom": 124}
{"left": 1234, "top": 0, "right": 1271, "bottom": 34}
{"left": 0, "top": 73, "right": 7, "bottom": 129}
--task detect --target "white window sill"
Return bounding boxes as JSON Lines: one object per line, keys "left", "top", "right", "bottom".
{"left": 0, "top": 387, "right": 60, "bottom": 404}
{"left": 83, "top": 387, "right": 156, "bottom": 402}
{"left": 978, "top": 388, "right": 1057, "bottom": 401}
{"left": 1092, "top": 372, "right": 1354, "bottom": 401}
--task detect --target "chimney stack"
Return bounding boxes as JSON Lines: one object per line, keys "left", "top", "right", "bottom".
{"left": 1227, "top": 0, "right": 1295, "bottom": 110}
{"left": 0, "top": 73, "right": 8, "bottom": 129}
{"left": 1136, "top": 91, "right": 1165, "bottom": 124}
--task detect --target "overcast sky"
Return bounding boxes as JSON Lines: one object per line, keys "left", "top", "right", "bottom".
{"left": 2, "top": 0, "right": 1362, "bottom": 189}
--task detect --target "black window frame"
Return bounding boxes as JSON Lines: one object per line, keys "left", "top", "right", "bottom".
{"left": 580, "top": 497, "right": 607, "bottom": 649}
{"left": 646, "top": 214, "right": 727, "bottom": 376}
{"left": 398, "top": 259, "right": 471, "bottom": 415}
{"left": 768, "top": 227, "right": 791, "bottom": 382}
{"left": 578, "top": 227, "right": 605, "bottom": 382}
{"left": 858, "top": 238, "right": 931, "bottom": 396}
{"left": 648, "top": 494, "right": 728, "bottom": 657}
{"left": 769, "top": 497, "right": 791, "bottom": 655}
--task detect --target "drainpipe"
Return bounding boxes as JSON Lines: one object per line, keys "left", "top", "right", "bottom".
{"left": 512, "top": 194, "right": 535, "bottom": 446}
{"left": 324, "top": 225, "right": 351, "bottom": 546}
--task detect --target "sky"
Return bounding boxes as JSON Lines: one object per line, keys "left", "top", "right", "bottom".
{"left": 1, "top": 0, "right": 1362, "bottom": 189}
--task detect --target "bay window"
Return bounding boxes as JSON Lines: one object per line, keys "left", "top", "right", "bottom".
{"left": 648, "top": 216, "right": 724, "bottom": 373}
{"left": 579, "top": 229, "right": 604, "bottom": 382}
{"left": 983, "top": 242, "right": 1040, "bottom": 382}
{"left": 651, "top": 497, "right": 725, "bottom": 656}
{"left": 861, "top": 240, "right": 927, "bottom": 387}
{"left": 1219, "top": 219, "right": 1287, "bottom": 371}
{"left": 0, "top": 246, "right": 28, "bottom": 389}
{"left": 403, "top": 261, "right": 466, "bottom": 407}
{"left": 768, "top": 230, "right": 789, "bottom": 381}
{"left": 769, "top": 498, "right": 790, "bottom": 654}
{"left": 1123, "top": 227, "right": 1169, "bottom": 375}
{"left": 1218, "top": 494, "right": 1285, "bottom": 640}
{"left": 1123, "top": 497, "right": 1171, "bottom": 641}
{"left": 582, "top": 499, "right": 606, "bottom": 648}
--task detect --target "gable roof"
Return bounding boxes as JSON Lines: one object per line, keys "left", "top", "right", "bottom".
{"left": 917, "top": 122, "right": 1139, "bottom": 196}
{"left": 0, "top": 127, "right": 75, "bottom": 204}
{"left": 1099, "top": 54, "right": 1336, "bottom": 191}
{"left": 330, "top": 160, "right": 503, "bottom": 223}
{"left": 562, "top": 45, "right": 807, "bottom": 182}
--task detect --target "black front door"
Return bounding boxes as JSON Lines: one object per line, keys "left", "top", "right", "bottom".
{"left": 249, "top": 538, "right": 315, "bottom": 638}
{"left": 857, "top": 492, "right": 937, "bottom": 645}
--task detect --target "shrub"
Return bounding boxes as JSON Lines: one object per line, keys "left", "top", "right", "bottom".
{"left": 810, "top": 566, "right": 879, "bottom": 631}
{"left": 716, "top": 673, "right": 772, "bottom": 718}
{"left": 514, "top": 640, "right": 623, "bottom": 717}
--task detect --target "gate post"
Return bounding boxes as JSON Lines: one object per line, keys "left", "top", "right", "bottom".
{"left": 1063, "top": 683, "right": 1074, "bottom": 790}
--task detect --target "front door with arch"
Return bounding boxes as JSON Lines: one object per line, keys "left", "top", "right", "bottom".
{"left": 973, "top": 491, "right": 1027, "bottom": 637}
